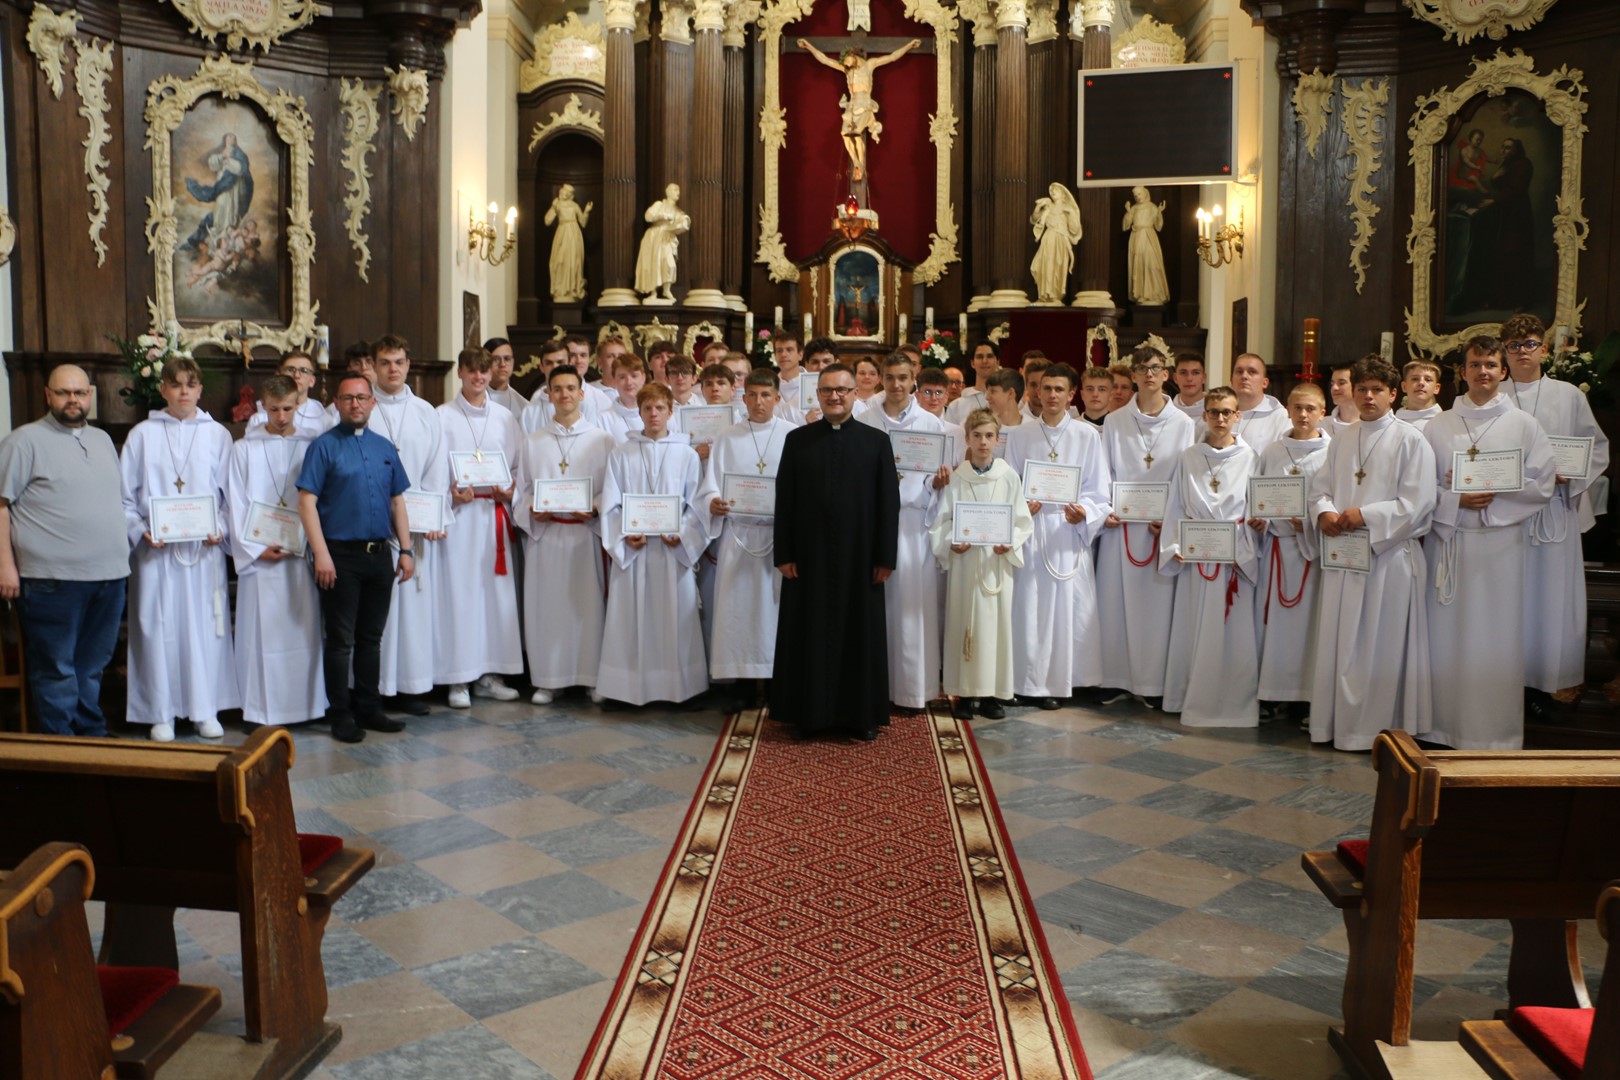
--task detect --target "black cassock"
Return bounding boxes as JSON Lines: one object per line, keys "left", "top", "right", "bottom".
{"left": 770, "top": 419, "right": 901, "bottom": 735}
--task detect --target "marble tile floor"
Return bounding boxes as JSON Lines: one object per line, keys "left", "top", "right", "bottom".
{"left": 84, "top": 697, "right": 1608, "bottom": 1080}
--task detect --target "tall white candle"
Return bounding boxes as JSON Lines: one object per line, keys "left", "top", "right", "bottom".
{"left": 745, "top": 311, "right": 754, "bottom": 342}
{"left": 899, "top": 314, "right": 909, "bottom": 342}
{"left": 925, "top": 306, "right": 935, "bottom": 330}
{"left": 959, "top": 313, "right": 968, "bottom": 339}
{"left": 1379, "top": 331, "right": 1393, "bottom": 361}
{"left": 774, "top": 305, "right": 784, "bottom": 328}
{"left": 804, "top": 313, "right": 813, "bottom": 337}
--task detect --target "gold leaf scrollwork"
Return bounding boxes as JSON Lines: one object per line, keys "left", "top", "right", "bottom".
{"left": 1405, "top": 50, "right": 1587, "bottom": 357}
{"left": 528, "top": 93, "right": 604, "bottom": 153}
{"left": 26, "top": 4, "right": 78, "bottom": 100}
{"left": 987, "top": 320, "right": 1011, "bottom": 345}
{"left": 339, "top": 78, "right": 380, "bottom": 283}
{"left": 905, "top": 0, "right": 961, "bottom": 285}
{"left": 1084, "top": 323, "right": 1118, "bottom": 366}
{"left": 1341, "top": 78, "right": 1388, "bottom": 296}
{"left": 683, "top": 320, "right": 724, "bottom": 357}
{"left": 520, "top": 13, "right": 606, "bottom": 91}
{"left": 754, "top": 0, "right": 814, "bottom": 284}
{"left": 143, "top": 55, "right": 318, "bottom": 353}
{"left": 1293, "top": 69, "right": 1335, "bottom": 159}
{"left": 1404, "top": 0, "right": 1559, "bottom": 45}
{"left": 75, "top": 37, "right": 114, "bottom": 268}
{"left": 633, "top": 318, "right": 680, "bottom": 352}
{"left": 386, "top": 66, "right": 429, "bottom": 142}
{"left": 162, "top": 0, "right": 319, "bottom": 52}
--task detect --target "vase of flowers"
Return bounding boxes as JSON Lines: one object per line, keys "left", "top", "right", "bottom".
{"left": 1544, "top": 331, "right": 1618, "bottom": 404}
{"left": 110, "top": 330, "right": 192, "bottom": 413}
{"left": 752, "top": 326, "right": 780, "bottom": 368}
{"left": 918, "top": 330, "right": 961, "bottom": 370}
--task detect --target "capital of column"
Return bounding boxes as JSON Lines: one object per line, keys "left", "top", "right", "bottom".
{"left": 722, "top": 0, "right": 759, "bottom": 46}
{"left": 1027, "top": 0, "right": 1058, "bottom": 42}
{"left": 960, "top": 0, "right": 998, "bottom": 46}
{"left": 604, "top": 0, "right": 641, "bottom": 32}
{"left": 993, "top": 0, "right": 1028, "bottom": 32}
{"left": 1079, "top": 0, "right": 1112, "bottom": 30}
{"left": 693, "top": 0, "right": 727, "bottom": 34}
{"left": 661, "top": 0, "right": 693, "bottom": 43}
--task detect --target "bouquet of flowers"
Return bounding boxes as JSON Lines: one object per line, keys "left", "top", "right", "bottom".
{"left": 110, "top": 330, "right": 193, "bottom": 413}
{"left": 918, "top": 329, "right": 961, "bottom": 369}
{"left": 1544, "top": 331, "right": 1618, "bottom": 403}
{"left": 752, "top": 326, "right": 780, "bottom": 368}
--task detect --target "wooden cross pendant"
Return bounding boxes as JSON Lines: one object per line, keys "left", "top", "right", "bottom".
{"left": 1355, "top": 467, "right": 1367, "bottom": 485}
{"left": 174, "top": 478, "right": 185, "bottom": 493}
{"left": 1467, "top": 445, "right": 1479, "bottom": 461}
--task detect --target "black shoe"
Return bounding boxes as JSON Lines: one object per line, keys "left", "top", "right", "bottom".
{"left": 1142, "top": 696, "right": 1164, "bottom": 711}
{"left": 330, "top": 720, "right": 365, "bottom": 744}
{"left": 1034, "top": 697, "right": 1060, "bottom": 711}
{"left": 856, "top": 727, "right": 879, "bottom": 741}
{"left": 951, "top": 698, "right": 974, "bottom": 720}
{"left": 978, "top": 699, "right": 1006, "bottom": 719}
{"left": 384, "top": 695, "right": 432, "bottom": 716}
{"left": 358, "top": 714, "right": 406, "bottom": 734}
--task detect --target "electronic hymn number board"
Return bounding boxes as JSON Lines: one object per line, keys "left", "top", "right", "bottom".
{"left": 1076, "top": 63, "right": 1237, "bottom": 188}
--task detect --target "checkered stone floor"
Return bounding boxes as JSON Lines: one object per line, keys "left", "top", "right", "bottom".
{"left": 87, "top": 696, "right": 1606, "bottom": 1079}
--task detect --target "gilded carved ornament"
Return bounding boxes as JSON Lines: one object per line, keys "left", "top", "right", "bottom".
{"left": 1111, "top": 15, "right": 1185, "bottom": 67}
{"left": 993, "top": 0, "right": 1028, "bottom": 31}
{"left": 143, "top": 55, "right": 318, "bottom": 353}
{"left": 25, "top": 4, "right": 78, "bottom": 99}
{"left": 339, "top": 78, "right": 381, "bottom": 283}
{"left": 633, "top": 318, "right": 680, "bottom": 351}
{"left": 661, "top": 0, "right": 694, "bottom": 44}
{"left": 906, "top": 0, "right": 963, "bottom": 285}
{"left": 597, "top": 320, "right": 632, "bottom": 346}
{"left": 1027, "top": 0, "right": 1058, "bottom": 44}
{"left": 604, "top": 0, "right": 641, "bottom": 32}
{"left": 958, "top": 0, "right": 996, "bottom": 47}
{"left": 528, "top": 94, "right": 605, "bottom": 152}
{"left": 723, "top": 0, "right": 761, "bottom": 46}
{"left": 74, "top": 38, "right": 113, "bottom": 268}
{"left": 1085, "top": 322, "right": 1117, "bottom": 365}
{"left": 1404, "top": 50, "right": 1587, "bottom": 357}
{"left": 0, "top": 210, "right": 15, "bottom": 267}
{"left": 753, "top": 0, "right": 815, "bottom": 283}
{"left": 1293, "top": 69, "right": 1335, "bottom": 159}
{"left": 520, "top": 13, "right": 607, "bottom": 91}
{"left": 683, "top": 320, "right": 725, "bottom": 356}
{"left": 1404, "top": 0, "right": 1559, "bottom": 44}
{"left": 1341, "top": 78, "right": 1388, "bottom": 296}
{"left": 1079, "top": 0, "right": 1112, "bottom": 30}
{"left": 987, "top": 320, "right": 1011, "bottom": 345}
{"left": 386, "top": 66, "right": 429, "bottom": 142}
{"left": 161, "top": 0, "right": 319, "bottom": 52}
{"left": 693, "top": 0, "right": 729, "bottom": 32}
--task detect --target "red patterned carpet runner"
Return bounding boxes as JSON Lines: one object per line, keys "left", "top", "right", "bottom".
{"left": 576, "top": 708, "right": 1093, "bottom": 1080}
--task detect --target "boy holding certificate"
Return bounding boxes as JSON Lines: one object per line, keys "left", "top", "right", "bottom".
{"left": 860, "top": 353, "right": 951, "bottom": 713}
{"left": 704, "top": 368, "right": 794, "bottom": 708}
{"left": 513, "top": 365, "right": 616, "bottom": 705}
{"left": 1396, "top": 359, "right": 1443, "bottom": 431}
{"left": 1498, "top": 313, "right": 1610, "bottom": 712}
{"left": 1308, "top": 356, "right": 1438, "bottom": 751}
{"left": 227, "top": 375, "right": 326, "bottom": 727}
{"left": 930, "top": 409, "right": 1033, "bottom": 719}
{"left": 914, "top": 367, "right": 965, "bottom": 461}
{"left": 1422, "top": 336, "right": 1558, "bottom": 749}
{"left": 1158, "top": 387, "right": 1261, "bottom": 727}
{"left": 1004, "top": 362, "right": 1111, "bottom": 709}
{"left": 700, "top": 362, "right": 745, "bottom": 422}
{"left": 436, "top": 347, "right": 525, "bottom": 708}
{"left": 120, "top": 357, "right": 239, "bottom": 741}
{"left": 599, "top": 382, "right": 714, "bottom": 706}
{"left": 1249, "top": 383, "right": 1329, "bottom": 723}
{"left": 1097, "top": 348, "right": 1194, "bottom": 707}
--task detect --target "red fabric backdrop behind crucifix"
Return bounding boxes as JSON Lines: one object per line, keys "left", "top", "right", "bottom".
{"left": 779, "top": 0, "right": 937, "bottom": 264}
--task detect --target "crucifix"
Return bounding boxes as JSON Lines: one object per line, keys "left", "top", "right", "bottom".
{"left": 789, "top": 33, "right": 930, "bottom": 204}
{"left": 1354, "top": 467, "right": 1366, "bottom": 485}
{"left": 222, "top": 320, "right": 259, "bottom": 367}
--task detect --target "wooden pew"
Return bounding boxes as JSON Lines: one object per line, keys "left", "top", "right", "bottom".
{"left": 1, "top": 841, "right": 220, "bottom": 1080}
{"left": 1459, "top": 880, "right": 1619, "bottom": 1080}
{"left": 0, "top": 730, "right": 375, "bottom": 1080}
{"left": 1300, "top": 729, "right": 1620, "bottom": 1080}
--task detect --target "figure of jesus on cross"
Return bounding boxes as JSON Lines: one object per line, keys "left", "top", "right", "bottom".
{"left": 796, "top": 37, "right": 921, "bottom": 183}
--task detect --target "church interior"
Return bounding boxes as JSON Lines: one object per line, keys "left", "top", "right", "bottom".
{"left": 3, "top": 0, "right": 1620, "bottom": 1077}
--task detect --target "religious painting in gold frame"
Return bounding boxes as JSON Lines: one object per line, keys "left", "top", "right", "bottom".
{"left": 1405, "top": 50, "right": 1587, "bottom": 358}
{"left": 828, "top": 245, "right": 884, "bottom": 341}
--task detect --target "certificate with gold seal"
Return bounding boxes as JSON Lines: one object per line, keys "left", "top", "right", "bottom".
{"left": 1549, "top": 436, "right": 1594, "bottom": 480}
{"left": 1178, "top": 520, "right": 1239, "bottom": 564}
{"left": 403, "top": 489, "right": 446, "bottom": 534}
{"left": 1022, "top": 462, "right": 1082, "bottom": 505}
{"left": 1112, "top": 481, "right": 1169, "bottom": 522}
{"left": 622, "top": 493, "right": 682, "bottom": 536}
{"left": 534, "top": 477, "right": 592, "bottom": 515}
{"left": 246, "top": 501, "right": 306, "bottom": 555}
{"left": 1320, "top": 529, "right": 1371, "bottom": 573}
{"left": 952, "top": 501, "right": 1015, "bottom": 547}
{"left": 449, "top": 450, "right": 513, "bottom": 488}
{"left": 1247, "top": 476, "right": 1307, "bottom": 520}
{"left": 1450, "top": 448, "right": 1523, "bottom": 493}
{"left": 148, "top": 494, "right": 218, "bottom": 543}
{"left": 722, "top": 474, "right": 776, "bottom": 517}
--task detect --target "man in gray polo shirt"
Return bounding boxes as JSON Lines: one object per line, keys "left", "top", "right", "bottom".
{"left": 0, "top": 364, "right": 131, "bottom": 736}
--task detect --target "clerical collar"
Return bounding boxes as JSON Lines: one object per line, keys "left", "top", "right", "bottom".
{"left": 829, "top": 422, "right": 843, "bottom": 430}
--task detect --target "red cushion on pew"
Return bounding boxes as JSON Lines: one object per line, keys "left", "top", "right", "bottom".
{"left": 98, "top": 966, "right": 179, "bottom": 1036}
{"left": 1509, "top": 1006, "right": 1594, "bottom": 1079}
{"left": 1336, "top": 839, "right": 1369, "bottom": 877}
{"left": 297, "top": 833, "right": 343, "bottom": 875}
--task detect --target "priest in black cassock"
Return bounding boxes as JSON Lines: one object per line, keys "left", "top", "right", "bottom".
{"left": 771, "top": 362, "right": 901, "bottom": 739}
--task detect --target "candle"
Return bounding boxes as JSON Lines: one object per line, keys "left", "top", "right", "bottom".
{"left": 487, "top": 201, "right": 498, "bottom": 228}
{"left": 774, "top": 305, "right": 783, "bottom": 328}
{"left": 804, "top": 313, "right": 813, "bottom": 337}
{"left": 959, "top": 312, "right": 968, "bottom": 339}
{"left": 1554, "top": 325, "right": 1569, "bottom": 353}
{"left": 925, "top": 306, "right": 935, "bottom": 330}
{"left": 316, "top": 324, "right": 330, "bottom": 369}
{"left": 745, "top": 311, "right": 754, "bottom": 342}
{"left": 1379, "top": 331, "right": 1393, "bottom": 362}
{"left": 1302, "top": 317, "right": 1321, "bottom": 380}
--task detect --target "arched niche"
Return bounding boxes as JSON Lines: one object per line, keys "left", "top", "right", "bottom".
{"left": 518, "top": 84, "right": 607, "bottom": 326}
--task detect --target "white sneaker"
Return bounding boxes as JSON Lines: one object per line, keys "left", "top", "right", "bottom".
{"left": 195, "top": 717, "right": 224, "bottom": 739}
{"left": 448, "top": 684, "right": 472, "bottom": 709}
{"left": 1098, "top": 689, "right": 1131, "bottom": 706}
{"left": 474, "top": 674, "right": 520, "bottom": 701}
{"left": 588, "top": 690, "right": 605, "bottom": 705}
{"left": 531, "top": 687, "right": 554, "bottom": 705}
{"left": 150, "top": 722, "right": 175, "bottom": 743}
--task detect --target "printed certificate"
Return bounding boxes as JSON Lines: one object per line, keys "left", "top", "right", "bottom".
{"left": 722, "top": 473, "right": 776, "bottom": 517}
{"left": 1248, "top": 476, "right": 1308, "bottom": 520}
{"left": 952, "top": 501, "right": 1015, "bottom": 547}
{"left": 403, "top": 489, "right": 446, "bottom": 534}
{"left": 1549, "top": 435, "right": 1595, "bottom": 480}
{"left": 534, "top": 477, "right": 592, "bottom": 515}
{"left": 449, "top": 450, "right": 513, "bottom": 489}
{"left": 1320, "top": 529, "right": 1372, "bottom": 573}
{"left": 1022, "top": 462, "right": 1082, "bottom": 505}
{"left": 799, "top": 374, "right": 821, "bottom": 411}
{"left": 891, "top": 430, "right": 947, "bottom": 473}
{"left": 680, "top": 405, "right": 734, "bottom": 445}
{"left": 1450, "top": 448, "right": 1524, "bottom": 493}
{"left": 148, "top": 494, "right": 218, "bottom": 543}
{"left": 1178, "top": 520, "right": 1239, "bottom": 564}
{"left": 622, "top": 493, "right": 683, "bottom": 536}
{"left": 245, "top": 500, "right": 306, "bottom": 555}
{"left": 1112, "top": 481, "right": 1170, "bottom": 522}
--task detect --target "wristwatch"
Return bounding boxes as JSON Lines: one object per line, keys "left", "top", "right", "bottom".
{"left": 399, "top": 548, "right": 415, "bottom": 557}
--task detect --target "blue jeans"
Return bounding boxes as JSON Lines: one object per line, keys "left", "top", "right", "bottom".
{"left": 17, "top": 577, "right": 126, "bottom": 736}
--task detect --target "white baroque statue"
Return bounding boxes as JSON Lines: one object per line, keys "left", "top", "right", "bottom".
{"left": 1029, "top": 182, "right": 1081, "bottom": 306}
{"left": 1122, "top": 185, "right": 1171, "bottom": 306}
{"left": 544, "top": 183, "right": 593, "bottom": 303}
{"left": 796, "top": 37, "right": 921, "bottom": 183}
{"left": 633, "top": 183, "right": 690, "bottom": 302}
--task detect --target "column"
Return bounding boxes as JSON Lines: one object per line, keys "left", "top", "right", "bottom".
{"left": 988, "top": 0, "right": 1030, "bottom": 308}
{"left": 653, "top": 0, "right": 694, "bottom": 302}
{"left": 1026, "top": 0, "right": 1060, "bottom": 302}
{"left": 599, "top": 0, "right": 642, "bottom": 307}
{"left": 965, "top": 0, "right": 996, "bottom": 311}
{"left": 685, "top": 0, "right": 728, "bottom": 307}
{"left": 720, "top": 3, "right": 752, "bottom": 311}
{"left": 1071, "top": 0, "right": 1115, "bottom": 309}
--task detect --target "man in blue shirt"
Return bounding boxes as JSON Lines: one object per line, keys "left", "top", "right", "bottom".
{"left": 297, "top": 373, "right": 414, "bottom": 742}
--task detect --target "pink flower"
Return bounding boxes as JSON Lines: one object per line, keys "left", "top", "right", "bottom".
{"left": 757, "top": 329, "right": 769, "bottom": 339}
{"left": 943, "top": 331, "right": 954, "bottom": 337}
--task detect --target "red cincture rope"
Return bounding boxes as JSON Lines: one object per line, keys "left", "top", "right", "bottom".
{"left": 1263, "top": 534, "right": 1310, "bottom": 625}
{"left": 473, "top": 493, "right": 510, "bottom": 575}
{"left": 1196, "top": 561, "right": 1241, "bottom": 621}
{"left": 1123, "top": 523, "right": 1156, "bottom": 567}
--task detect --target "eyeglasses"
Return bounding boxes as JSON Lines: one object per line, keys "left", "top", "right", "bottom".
{"left": 336, "top": 393, "right": 374, "bottom": 404}
{"left": 818, "top": 386, "right": 857, "bottom": 397}
{"left": 1504, "top": 340, "right": 1544, "bottom": 353}
{"left": 1132, "top": 365, "right": 1167, "bottom": 375}
{"left": 1205, "top": 408, "right": 1239, "bottom": 419}
{"left": 281, "top": 366, "right": 315, "bottom": 377}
